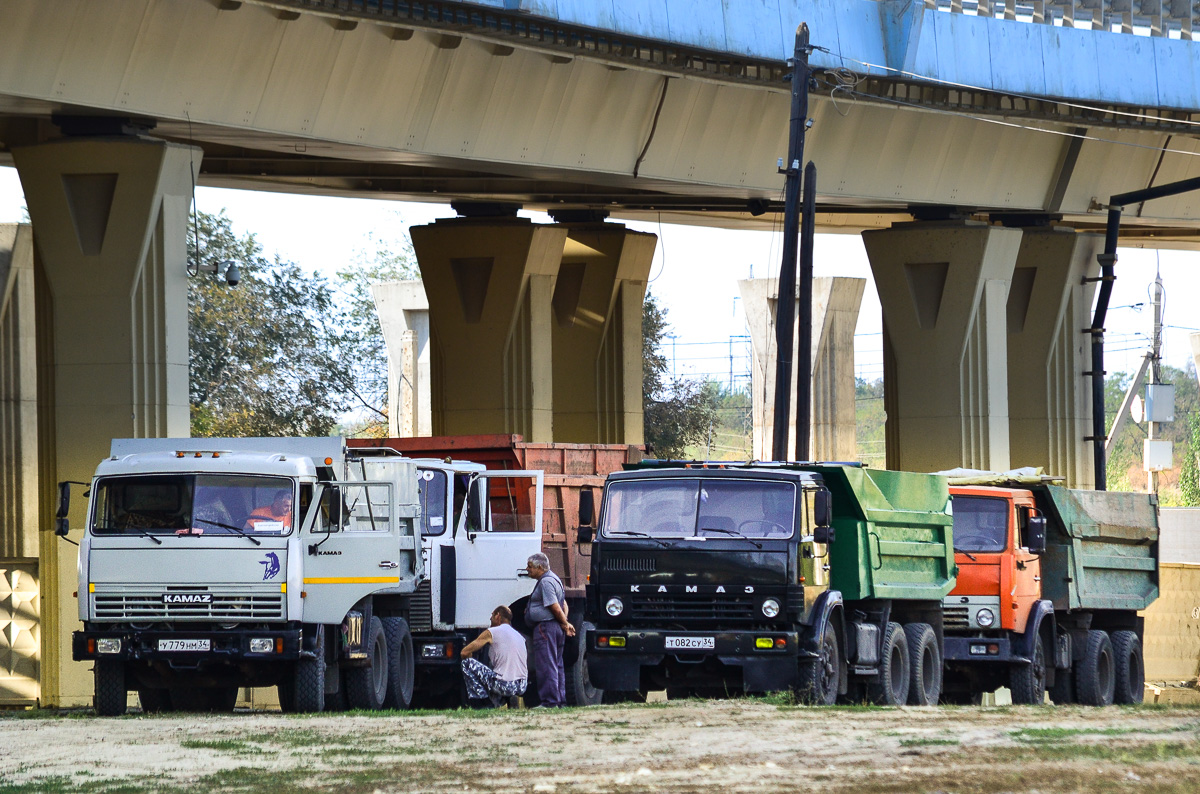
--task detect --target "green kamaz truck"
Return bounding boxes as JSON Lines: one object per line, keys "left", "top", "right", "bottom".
{"left": 584, "top": 463, "right": 955, "bottom": 705}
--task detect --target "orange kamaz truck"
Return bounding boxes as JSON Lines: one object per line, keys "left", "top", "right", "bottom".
{"left": 941, "top": 480, "right": 1159, "bottom": 706}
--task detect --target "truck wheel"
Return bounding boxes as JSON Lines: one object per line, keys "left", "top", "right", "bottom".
{"left": 867, "top": 622, "right": 910, "bottom": 706}
{"left": 1111, "top": 630, "right": 1144, "bottom": 705}
{"left": 137, "top": 688, "right": 172, "bottom": 714}
{"left": 346, "top": 616, "right": 389, "bottom": 710}
{"left": 283, "top": 625, "right": 327, "bottom": 713}
{"left": 903, "top": 623, "right": 941, "bottom": 706}
{"left": 93, "top": 660, "right": 128, "bottom": 717}
{"left": 1075, "top": 629, "right": 1115, "bottom": 706}
{"left": 1009, "top": 633, "right": 1047, "bottom": 705}
{"left": 566, "top": 627, "right": 603, "bottom": 707}
{"left": 381, "top": 617, "right": 415, "bottom": 710}
{"left": 796, "top": 621, "right": 840, "bottom": 705}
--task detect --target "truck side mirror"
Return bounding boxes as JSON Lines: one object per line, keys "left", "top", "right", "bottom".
{"left": 813, "top": 490, "right": 833, "bottom": 529}
{"left": 1023, "top": 515, "right": 1047, "bottom": 554}
{"left": 578, "top": 525, "right": 595, "bottom": 544}
{"left": 466, "top": 478, "right": 483, "bottom": 532}
{"left": 578, "top": 488, "right": 595, "bottom": 527}
{"left": 55, "top": 482, "right": 72, "bottom": 536}
{"left": 813, "top": 525, "right": 835, "bottom": 545}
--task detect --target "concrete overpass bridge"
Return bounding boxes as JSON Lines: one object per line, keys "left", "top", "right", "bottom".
{"left": 3, "top": 0, "right": 1200, "bottom": 706}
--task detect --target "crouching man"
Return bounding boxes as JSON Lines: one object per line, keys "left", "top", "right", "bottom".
{"left": 460, "top": 605, "right": 528, "bottom": 708}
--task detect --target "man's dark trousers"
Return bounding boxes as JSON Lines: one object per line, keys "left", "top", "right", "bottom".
{"left": 532, "top": 621, "right": 566, "bottom": 707}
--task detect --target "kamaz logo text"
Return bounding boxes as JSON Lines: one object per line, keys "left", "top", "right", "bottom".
{"left": 629, "top": 585, "right": 755, "bottom": 594}
{"left": 162, "top": 593, "right": 212, "bottom": 604}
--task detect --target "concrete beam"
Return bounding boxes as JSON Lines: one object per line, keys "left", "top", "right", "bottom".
{"left": 864, "top": 221, "right": 1022, "bottom": 473}
{"left": 372, "top": 281, "right": 430, "bottom": 438}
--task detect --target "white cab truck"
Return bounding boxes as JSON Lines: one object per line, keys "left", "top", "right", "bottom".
{"left": 66, "top": 438, "right": 542, "bottom": 715}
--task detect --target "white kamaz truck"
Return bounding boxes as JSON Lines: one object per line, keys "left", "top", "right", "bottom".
{"left": 65, "top": 437, "right": 543, "bottom": 715}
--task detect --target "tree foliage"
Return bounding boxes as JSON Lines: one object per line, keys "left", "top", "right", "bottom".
{"left": 642, "top": 292, "right": 719, "bottom": 459}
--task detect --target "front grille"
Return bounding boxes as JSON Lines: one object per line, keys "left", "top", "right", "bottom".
{"left": 94, "top": 592, "right": 284, "bottom": 620}
{"left": 605, "top": 556, "right": 656, "bottom": 573}
{"left": 410, "top": 580, "right": 433, "bottom": 633}
{"left": 943, "top": 606, "right": 970, "bottom": 629}
{"left": 628, "top": 594, "right": 756, "bottom": 622}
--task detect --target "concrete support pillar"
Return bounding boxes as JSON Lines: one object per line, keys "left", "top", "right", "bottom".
{"left": 863, "top": 221, "right": 1022, "bottom": 473}
{"left": 372, "top": 281, "right": 430, "bottom": 438}
{"left": 739, "top": 277, "right": 865, "bottom": 462}
{"left": 13, "top": 137, "right": 199, "bottom": 706}
{"left": 0, "top": 224, "right": 43, "bottom": 705}
{"left": 550, "top": 224, "right": 655, "bottom": 445}
{"left": 1007, "top": 229, "right": 1100, "bottom": 488}
{"left": 410, "top": 218, "right": 567, "bottom": 441}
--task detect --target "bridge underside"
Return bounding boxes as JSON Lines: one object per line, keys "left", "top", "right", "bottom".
{"left": 3, "top": 0, "right": 1200, "bottom": 242}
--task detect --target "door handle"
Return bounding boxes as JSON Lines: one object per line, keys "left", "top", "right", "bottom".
{"left": 379, "top": 561, "right": 398, "bottom": 569}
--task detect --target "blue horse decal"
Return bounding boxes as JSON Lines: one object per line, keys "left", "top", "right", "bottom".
{"left": 259, "top": 552, "right": 281, "bottom": 581}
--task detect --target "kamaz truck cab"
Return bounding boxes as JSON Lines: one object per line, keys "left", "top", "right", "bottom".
{"left": 69, "top": 437, "right": 421, "bottom": 716}
{"left": 585, "top": 465, "right": 836, "bottom": 699}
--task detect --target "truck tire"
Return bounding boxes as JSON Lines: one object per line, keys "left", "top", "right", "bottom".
{"left": 867, "top": 622, "right": 910, "bottom": 706}
{"left": 381, "top": 617, "right": 415, "bottom": 710}
{"left": 281, "top": 625, "right": 327, "bottom": 713}
{"left": 1009, "top": 633, "right": 1047, "bottom": 705}
{"left": 137, "top": 688, "right": 172, "bottom": 714}
{"left": 93, "top": 659, "right": 127, "bottom": 717}
{"left": 346, "top": 616, "right": 388, "bottom": 710}
{"left": 903, "top": 623, "right": 941, "bottom": 706}
{"left": 1111, "top": 630, "right": 1144, "bottom": 705}
{"left": 1075, "top": 629, "right": 1115, "bottom": 707}
{"left": 566, "top": 627, "right": 603, "bottom": 707}
{"left": 796, "top": 621, "right": 840, "bottom": 705}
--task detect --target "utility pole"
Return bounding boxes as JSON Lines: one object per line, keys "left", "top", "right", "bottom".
{"left": 1148, "top": 269, "right": 1165, "bottom": 494}
{"left": 771, "top": 23, "right": 811, "bottom": 462}
{"left": 794, "top": 160, "right": 816, "bottom": 462}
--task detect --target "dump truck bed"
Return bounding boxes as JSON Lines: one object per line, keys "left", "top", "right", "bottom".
{"left": 806, "top": 466, "right": 955, "bottom": 602}
{"left": 1036, "top": 485, "right": 1159, "bottom": 613}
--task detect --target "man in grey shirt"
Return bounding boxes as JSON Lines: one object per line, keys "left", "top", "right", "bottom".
{"left": 524, "top": 552, "right": 575, "bottom": 707}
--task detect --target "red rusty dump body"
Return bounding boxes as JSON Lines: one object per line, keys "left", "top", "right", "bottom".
{"left": 347, "top": 435, "right": 642, "bottom": 597}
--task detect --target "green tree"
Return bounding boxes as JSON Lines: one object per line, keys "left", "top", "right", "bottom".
{"left": 188, "top": 211, "right": 347, "bottom": 437}
{"left": 642, "top": 292, "right": 719, "bottom": 459}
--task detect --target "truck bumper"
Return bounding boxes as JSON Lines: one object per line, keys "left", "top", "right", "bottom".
{"left": 587, "top": 629, "right": 804, "bottom": 692}
{"left": 73, "top": 627, "right": 305, "bottom": 664}
{"left": 944, "top": 635, "right": 1029, "bottom": 664}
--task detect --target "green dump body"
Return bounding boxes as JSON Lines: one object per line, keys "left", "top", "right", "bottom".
{"left": 807, "top": 466, "right": 955, "bottom": 602}
{"left": 1036, "top": 485, "right": 1159, "bottom": 613}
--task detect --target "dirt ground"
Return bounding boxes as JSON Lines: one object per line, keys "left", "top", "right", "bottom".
{"left": 2, "top": 698, "right": 1199, "bottom": 794}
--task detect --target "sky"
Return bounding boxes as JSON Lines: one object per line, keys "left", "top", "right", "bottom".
{"left": 2, "top": 165, "right": 1198, "bottom": 394}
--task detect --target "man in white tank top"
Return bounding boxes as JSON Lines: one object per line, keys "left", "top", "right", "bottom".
{"left": 460, "top": 605, "right": 528, "bottom": 707}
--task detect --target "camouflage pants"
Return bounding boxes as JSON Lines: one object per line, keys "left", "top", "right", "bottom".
{"left": 462, "top": 658, "right": 527, "bottom": 701}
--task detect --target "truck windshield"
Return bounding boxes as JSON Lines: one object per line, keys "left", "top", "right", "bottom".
{"left": 601, "top": 478, "right": 796, "bottom": 539}
{"left": 952, "top": 496, "right": 1009, "bottom": 553}
{"left": 92, "top": 474, "right": 296, "bottom": 536}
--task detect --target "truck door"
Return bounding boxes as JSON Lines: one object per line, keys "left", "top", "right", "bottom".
{"left": 300, "top": 481, "right": 404, "bottom": 624}
{"left": 452, "top": 471, "right": 543, "bottom": 627}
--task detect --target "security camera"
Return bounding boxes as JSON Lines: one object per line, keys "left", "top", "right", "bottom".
{"left": 224, "top": 263, "right": 241, "bottom": 287}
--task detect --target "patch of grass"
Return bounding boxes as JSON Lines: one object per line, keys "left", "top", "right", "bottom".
{"left": 899, "top": 737, "right": 959, "bottom": 747}
{"left": 179, "top": 738, "right": 255, "bottom": 753}
{"left": 1012, "top": 725, "right": 1193, "bottom": 743}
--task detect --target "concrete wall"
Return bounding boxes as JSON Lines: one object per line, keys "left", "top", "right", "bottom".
{"left": 1162, "top": 508, "right": 1200, "bottom": 565}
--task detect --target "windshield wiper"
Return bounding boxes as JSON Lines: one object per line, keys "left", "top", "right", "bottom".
{"left": 700, "top": 526, "right": 762, "bottom": 549}
{"left": 194, "top": 518, "right": 262, "bottom": 546}
{"left": 124, "top": 527, "right": 162, "bottom": 545}
{"left": 959, "top": 550, "right": 978, "bottom": 561}
{"left": 606, "top": 530, "right": 671, "bottom": 548}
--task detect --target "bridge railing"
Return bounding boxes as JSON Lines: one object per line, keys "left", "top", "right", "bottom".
{"left": 918, "top": 0, "right": 1200, "bottom": 39}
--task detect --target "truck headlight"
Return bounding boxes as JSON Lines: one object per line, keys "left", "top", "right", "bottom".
{"left": 976, "top": 608, "right": 996, "bottom": 628}
{"left": 605, "top": 597, "right": 624, "bottom": 617}
{"left": 96, "top": 638, "right": 122, "bottom": 655}
{"left": 761, "top": 598, "right": 781, "bottom": 618}
{"left": 249, "top": 638, "right": 274, "bottom": 654}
